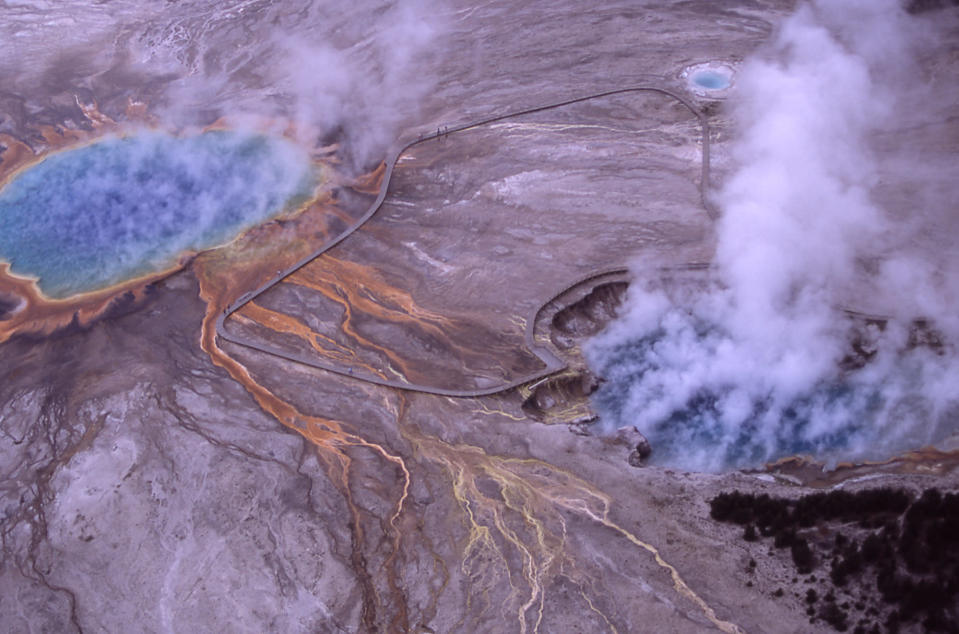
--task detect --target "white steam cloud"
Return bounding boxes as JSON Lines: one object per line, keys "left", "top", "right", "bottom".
{"left": 2, "top": 1, "right": 441, "bottom": 169}
{"left": 153, "top": 1, "right": 441, "bottom": 168}
{"left": 588, "top": 0, "right": 959, "bottom": 472}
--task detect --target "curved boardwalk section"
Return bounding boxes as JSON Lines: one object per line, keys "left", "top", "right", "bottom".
{"left": 217, "top": 84, "right": 714, "bottom": 396}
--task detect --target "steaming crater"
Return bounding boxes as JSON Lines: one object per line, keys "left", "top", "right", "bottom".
{"left": 589, "top": 302, "right": 959, "bottom": 473}
{"left": 0, "top": 130, "right": 315, "bottom": 299}
{"left": 591, "top": 333, "right": 878, "bottom": 470}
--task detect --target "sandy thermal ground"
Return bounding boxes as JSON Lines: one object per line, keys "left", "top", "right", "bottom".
{"left": 1, "top": 1, "right": 958, "bottom": 633}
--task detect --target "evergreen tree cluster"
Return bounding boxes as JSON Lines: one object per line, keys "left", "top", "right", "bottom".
{"left": 710, "top": 488, "right": 959, "bottom": 632}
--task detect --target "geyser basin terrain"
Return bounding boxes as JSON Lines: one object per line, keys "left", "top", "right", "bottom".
{"left": 0, "top": 130, "right": 314, "bottom": 299}
{"left": 2, "top": 0, "right": 959, "bottom": 632}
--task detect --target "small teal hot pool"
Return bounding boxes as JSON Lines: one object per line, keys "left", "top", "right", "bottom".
{"left": 0, "top": 130, "right": 315, "bottom": 299}
{"left": 691, "top": 70, "right": 731, "bottom": 91}
{"left": 684, "top": 63, "right": 735, "bottom": 96}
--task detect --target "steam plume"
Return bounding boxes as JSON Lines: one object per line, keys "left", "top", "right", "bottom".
{"left": 155, "top": 1, "right": 441, "bottom": 168}
{"left": 588, "top": 0, "right": 959, "bottom": 472}
{"left": 10, "top": 1, "right": 440, "bottom": 169}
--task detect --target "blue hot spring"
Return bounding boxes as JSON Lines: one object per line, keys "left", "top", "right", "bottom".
{"left": 590, "top": 330, "right": 882, "bottom": 471}
{"left": 0, "top": 130, "right": 315, "bottom": 299}
{"left": 691, "top": 70, "right": 731, "bottom": 91}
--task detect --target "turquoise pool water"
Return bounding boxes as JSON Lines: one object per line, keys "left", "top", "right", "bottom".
{"left": 0, "top": 130, "right": 314, "bottom": 299}
{"left": 691, "top": 70, "right": 731, "bottom": 90}
{"left": 590, "top": 331, "right": 881, "bottom": 471}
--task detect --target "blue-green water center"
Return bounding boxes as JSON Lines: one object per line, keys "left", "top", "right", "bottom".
{"left": 691, "top": 70, "right": 730, "bottom": 91}
{"left": 0, "top": 130, "right": 315, "bottom": 299}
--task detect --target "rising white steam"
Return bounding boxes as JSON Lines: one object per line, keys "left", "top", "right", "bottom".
{"left": 153, "top": 1, "right": 441, "bottom": 168}
{"left": 268, "top": 2, "right": 439, "bottom": 167}
{"left": 4, "top": 1, "right": 441, "bottom": 169}
{"left": 588, "top": 0, "right": 959, "bottom": 472}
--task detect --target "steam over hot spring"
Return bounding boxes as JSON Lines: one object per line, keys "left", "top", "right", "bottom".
{"left": 588, "top": 0, "right": 959, "bottom": 472}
